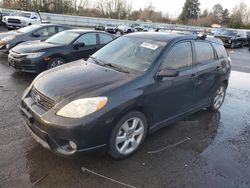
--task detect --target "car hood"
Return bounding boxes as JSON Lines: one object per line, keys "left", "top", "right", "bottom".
{"left": 11, "top": 41, "right": 61, "bottom": 53}
{"left": 33, "top": 60, "right": 134, "bottom": 103}
{"left": 0, "top": 31, "right": 20, "bottom": 40}
{"left": 7, "top": 16, "right": 30, "bottom": 21}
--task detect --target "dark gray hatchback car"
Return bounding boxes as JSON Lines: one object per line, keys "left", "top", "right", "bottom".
{"left": 20, "top": 33, "right": 231, "bottom": 159}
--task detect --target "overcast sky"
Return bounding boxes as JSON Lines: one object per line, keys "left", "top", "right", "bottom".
{"left": 131, "top": 0, "right": 250, "bottom": 18}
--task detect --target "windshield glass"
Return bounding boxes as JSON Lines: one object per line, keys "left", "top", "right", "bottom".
{"left": 17, "top": 24, "right": 41, "bottom": 33}
{"left": 221, "top": 30, "right": 237, "bottom": 36}
{"left": 46, "top": 31, "right": 80, "bottom": 45}
{"left": 16, "top": 12, "right": 31, "bottom": 18}
{"left": 91, "top": 36, "right": 166, "bottom": 73}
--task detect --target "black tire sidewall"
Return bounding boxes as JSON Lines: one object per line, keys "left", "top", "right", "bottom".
{"left": 108, "top": 111, "right": 148, "bottom": 159}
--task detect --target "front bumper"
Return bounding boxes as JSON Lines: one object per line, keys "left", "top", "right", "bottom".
{"left": 20, "top": 90, "right": 111, "bottom": 156}
{"left": 8, "top": 55, "right": 47, "bottom": 73}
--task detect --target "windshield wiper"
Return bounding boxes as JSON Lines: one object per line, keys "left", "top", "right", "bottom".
{"left": 89, "top": 57, "right": 130, "bottom": 74}
{"left": 89, "top": 56, "right": 102, "bottom": 65}
{"left": 103, "top": 63, "right": 130, "bottom": 74}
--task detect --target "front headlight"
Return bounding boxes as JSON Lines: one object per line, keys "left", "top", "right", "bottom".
{"left": 57, "top": 97, "right": 108, "bottom": 118}
{"left": 2, "top": 35, "right": 15, "bottom": 42}
{"left": 26, "top": 52, "right": 45, "bottom": 59}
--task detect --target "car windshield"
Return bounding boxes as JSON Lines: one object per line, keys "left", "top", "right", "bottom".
{"left": 46, "top": 31, "right": 80, "bottom": 45}
{"left": 17, "top": 24, "right": 41, "bottom": 33}
{"left": 16, "top": 12, "right": 31, "bottom": 18}
{"left": 221, "top": 30, "right": 237, "bottom": 36}
{"left": 91, "top": 36, "right": 167, "bottom": 73}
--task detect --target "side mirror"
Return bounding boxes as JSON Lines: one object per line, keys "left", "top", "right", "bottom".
{"left": 73, "top": 42, "right": 85, "bottom": 49}
{"left": 157, "top": 68, "right": 179, "bottom": 78}
{"left": 32, "top": 33, "right": 40, "bottom": 38}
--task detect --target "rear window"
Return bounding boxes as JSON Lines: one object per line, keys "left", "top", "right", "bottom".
{"left": 213, "top": 43, "right": 228, "bottom": 59}
{"left": 194, "top": 41, "right": 215, "bottom": 64}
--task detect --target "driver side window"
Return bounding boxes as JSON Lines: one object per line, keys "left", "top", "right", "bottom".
{"left": 76, "top": 33, "right": 97, "bottom": 46}
{"left": 162, "top": 42, "right": 193, "bottom": 69}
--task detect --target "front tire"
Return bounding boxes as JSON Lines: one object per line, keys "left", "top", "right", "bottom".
{"left": 108, "top": 111, "right": 148, "bottom": 159}
{"left": 208, "top": 84, "right": 226, "bottom": 111}
{"left": 47, "top": 57, "right": 65, "bottom": 70}
{"left": 230, "top": 41, "right": 235, "bottom": 49}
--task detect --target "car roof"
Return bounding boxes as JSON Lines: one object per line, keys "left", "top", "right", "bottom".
{"left": 66, "top": 29, "right": 110, "bottom": 34}
{"left": 36, "top": 24, "right": 71, "bottom": 27}
{"left": 126, "top": 32, "right": 224, "bottom": 45}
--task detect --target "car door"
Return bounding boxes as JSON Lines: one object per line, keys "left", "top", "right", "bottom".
{"left": 72, "top": 33, "right": 98, "bottom": 60}
{"left": 192, "top": 41, "right": 221, "bottom": 107}
{"left": 98, "top": 33, "right": 115, "bottom": 49}
{"left": 32, "top": 26, "right": 56, "bottom": 41}
{"left": 146, "top": 41, "right": 197, "bottom": 127}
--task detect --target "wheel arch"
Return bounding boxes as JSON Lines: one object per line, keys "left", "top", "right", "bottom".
{"left": 223, "top": 79, "right": 229, "bottom": 88}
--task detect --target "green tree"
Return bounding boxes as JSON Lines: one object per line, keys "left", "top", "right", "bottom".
{"left": 179, "top": 0, "right": 200, "bottom": 23}
{"left": 221, "top": 9, "right": 230, "bottom": 25}
{"left": 200, "top": 9, "right": 209, "bottom": 18}
{"left": 211, "top": 4, "right": 223, "bottom": 24}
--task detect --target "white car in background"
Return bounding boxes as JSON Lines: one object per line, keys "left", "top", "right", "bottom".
{"left": 117, "top": 24, "right": 134, "bottom": 34}
{"left": 2, "top": 11, "right": 43, "bottom": 29}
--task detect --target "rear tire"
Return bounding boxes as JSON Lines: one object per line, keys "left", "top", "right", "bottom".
{"left": 47, "top": 57, "right": 65, "bottom": 70}
{"left": 208, "top": 83, "right": 226, "bottom": 112}
{"left": 108, "top": 111, "right": 148, "bottom": 159}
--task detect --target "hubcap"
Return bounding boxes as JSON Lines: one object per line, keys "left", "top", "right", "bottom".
{"left": 213, "top": 86, "right": 225, "bottom": 109}
{"left": 115, "top": 117, "right": 144, "bottom": 155}
{"left": 50, "top": 59, "right": 64, "bottom": 68}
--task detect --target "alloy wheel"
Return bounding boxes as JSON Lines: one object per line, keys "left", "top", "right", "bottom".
{"left": 213, "top": 86, "right": 226, "bottom": 109}
{"left": 115, "top": 117, "right": 144, "bottom": 155}
{"left": 49, "top": 59, "right": 64, "bottom": 69}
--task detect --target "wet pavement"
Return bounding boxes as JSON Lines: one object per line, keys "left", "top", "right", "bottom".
{"left": 0, "top": 35, "right": 250, "bottom": 188}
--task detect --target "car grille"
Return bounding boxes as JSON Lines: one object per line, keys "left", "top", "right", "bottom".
{"left": 8, "top": 18, "right": 21, "bottom": 24}
{"left": 31, "top": 87, "right": 55, "bottom": 110}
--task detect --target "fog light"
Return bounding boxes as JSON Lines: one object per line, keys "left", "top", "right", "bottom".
{"left": 69, "top": 141, "right": 77, "bottom": 150}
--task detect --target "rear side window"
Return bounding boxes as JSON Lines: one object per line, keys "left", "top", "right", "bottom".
{"left": 76, "top": 33, "right": 97, "bottom": 46}
{"left": 194, "top": 41, "right": 215, "bottom": 64}
{"left": 162, "top": 42, "right": 192, "bottom": 69}
{"left": 99, "top": 34, "right": 113, "bottom": 44}
{"left": 58, "top": 26, "right": 68, "bottom": 32}
{"left": 213, "top": 43, "right": 228, "bottom": 59}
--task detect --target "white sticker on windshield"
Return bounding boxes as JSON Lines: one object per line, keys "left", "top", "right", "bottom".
{"left": 140, "top": 42, "right": 159, "bottom": 50}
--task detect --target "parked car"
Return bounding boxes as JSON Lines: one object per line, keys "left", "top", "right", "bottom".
{"left": 246, "top": 31, "right": 250, "bottom": 50}
{"left": 0, "top": 24, "right": 70, "bottom": 53}
{"left": 95, "top": 23, "right": 105, "bottom": 31}
{"left": 2, "top": 11, "right": 42, "bottom": 29}
{"left": 20, "top": 32, "right": 231, "bottom": 159}
{"left": 117, "top": 24, "right": 134, "bottom": 34}
{"left": 0, "top": 9, "right": 3, "bottom": 25}
{"left": 8, "top": 30, "right": 116, "bottom": 73}
{"left": 105, "top": 24, "right": 117, "bottom": 34}
{"left": 215, "top": 29, "right": 247, "bottom": 48}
